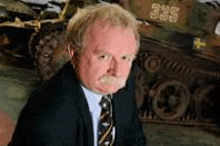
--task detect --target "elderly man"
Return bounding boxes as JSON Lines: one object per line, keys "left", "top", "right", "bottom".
{"left": 8, "top": 3, "right": 147, "bottom": 146}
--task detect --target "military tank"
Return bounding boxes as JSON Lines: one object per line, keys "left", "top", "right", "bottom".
{"left": 117, "top": 0, "right": 220, "bottom": 128}
{"left": 0, "top": 0, "right": 62, "bottom": 68}
{"left": 0, "top": 0, "right": 38, "bottom": 68}
{"left": 0, "top": 0, "right": 93, "bottom": 69}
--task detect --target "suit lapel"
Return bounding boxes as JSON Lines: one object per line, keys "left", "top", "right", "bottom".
{"left": 61, "top": 62, "right": 94, "bottom": 145}
{"left": 75, "top": 85, "right": 94, "bottom": 145}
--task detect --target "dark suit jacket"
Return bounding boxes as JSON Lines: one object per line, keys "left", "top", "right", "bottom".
{"left": 8, "top": 62, "right": 147, "bottom": 146}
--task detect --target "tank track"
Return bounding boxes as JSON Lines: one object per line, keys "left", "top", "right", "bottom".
{"left": 136, "top": 37, "right": 220, "bottom": 127}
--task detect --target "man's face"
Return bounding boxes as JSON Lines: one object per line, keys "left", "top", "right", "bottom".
{"left": 71, "top": 22, "right": 137, "bottom": 94}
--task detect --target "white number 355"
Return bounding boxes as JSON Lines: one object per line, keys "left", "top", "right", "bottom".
{"left": 150, "top": 3, "right": 180, "bottom": 23}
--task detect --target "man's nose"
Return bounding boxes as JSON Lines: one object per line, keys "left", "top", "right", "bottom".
{"left": 107, "top": 58, "right": 121, "bottom": 77}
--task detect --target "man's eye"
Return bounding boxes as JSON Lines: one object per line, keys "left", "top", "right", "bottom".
{"left": 98, "top": 54, "right": 109, "bottom": 60}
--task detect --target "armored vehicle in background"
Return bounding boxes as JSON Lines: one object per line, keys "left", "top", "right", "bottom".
{"left": 0, "top": 0, "right": 95, "bottom": 70}
{"left": 0, "top": 0, "right": 64, "bottom": 68}
{"left": 0, "top": 0, "right": 38, "bottom": 68}
{"left": 119, "top": 0, "right": 220, "bottom": 127}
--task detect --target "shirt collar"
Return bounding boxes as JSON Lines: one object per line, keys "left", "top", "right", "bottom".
{"left": 80, "top": 84, "right": 103, "bottom": 103}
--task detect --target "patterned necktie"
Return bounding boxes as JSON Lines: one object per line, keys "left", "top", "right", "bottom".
{"left": 98, "top": 95, "right": 114, "bottom": 146}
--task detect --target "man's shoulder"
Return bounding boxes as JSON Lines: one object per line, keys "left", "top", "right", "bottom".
{"left": 33, "top": 62, "right": 78, "bottom": 97}
{"left": 24, "top": 62, "right": 81, "bottom": 113}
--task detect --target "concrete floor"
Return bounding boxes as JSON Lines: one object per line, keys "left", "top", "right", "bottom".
{"left": 144, "top": 124, "right": 220, "bottom": 146}
{"left": 0, "top": 55, "right": 220, "bottom": 146}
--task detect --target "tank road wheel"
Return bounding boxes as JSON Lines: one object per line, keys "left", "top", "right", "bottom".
{"left": 151, "top": 80, "right": 190, "bottom": 120}
{"left": 144, "top": 55, "right": 160, "bottom": 73}
{"left": 193, "top": 85, "right": 216, "bottom": 120}
{"left": 35, "top": 31, "right": 70, "bottom": 81}
{"left": 28, "top": 25, "right": 66, "bottom": 61}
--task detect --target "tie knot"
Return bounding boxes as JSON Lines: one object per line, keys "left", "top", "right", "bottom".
{"left": 99, "top": 95, "right": 111, "bottom": 111}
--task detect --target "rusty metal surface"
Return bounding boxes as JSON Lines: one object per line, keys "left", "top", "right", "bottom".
{"left": 135, "top": 36, "right": 220, "bottom": 127}
{"left": 127, "top": 0, "right": 220, "bottom": 36}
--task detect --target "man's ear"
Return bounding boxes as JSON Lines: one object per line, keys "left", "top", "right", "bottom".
{"left": 68, "top": 44, "right": 76, "bottom": 62}
{"left": 68, "top": 44, "right": 75, "bottom": 57}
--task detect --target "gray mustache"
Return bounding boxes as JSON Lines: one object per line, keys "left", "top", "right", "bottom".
{"left": 99, "top": 76, "right": 127, "bottom": 88}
